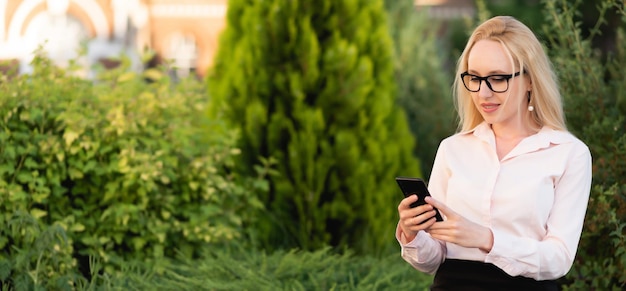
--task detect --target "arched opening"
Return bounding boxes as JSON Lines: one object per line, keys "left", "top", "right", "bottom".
{"left": 22, "top": 12, "right": 89, "bottom": 73}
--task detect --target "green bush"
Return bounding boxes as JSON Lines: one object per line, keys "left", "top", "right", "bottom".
{"left": 208, "top": 0, "right": 421, "bottom": 254}
{"left": 535, "top": 0, "right": 626, "bottom": 289}
{"left": 0, "top": 51, "right": 267, "bottom": 289}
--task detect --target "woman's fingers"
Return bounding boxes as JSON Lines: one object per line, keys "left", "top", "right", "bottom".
{"left": 425, "top": 196, "right": 453, "bottom": 219}
{"left": 398, "top": 194, "right": 418, "bottom": 211}
{"left": 401, "top": 206, "right": 437, "bottom": 227}
{"left": 398, "top": 195, "right": 439, "bottom": 238}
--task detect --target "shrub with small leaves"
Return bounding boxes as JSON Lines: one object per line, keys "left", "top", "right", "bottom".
{"left": 0, "top": 50, "right": 267, "bottom": 288}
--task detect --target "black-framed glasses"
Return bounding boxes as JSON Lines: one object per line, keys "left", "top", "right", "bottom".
{"left": 460, "top": 71, "right": 521, "bottom": 93}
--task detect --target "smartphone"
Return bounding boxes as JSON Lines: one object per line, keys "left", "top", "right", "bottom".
{"left": 395, "top": 177, "right": 443, "bottom": 222}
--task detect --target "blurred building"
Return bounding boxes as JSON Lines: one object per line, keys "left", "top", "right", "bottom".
{"left": 414, "top": 0, "right": 475, "bottom": 19}
{"left": 0, "top": 0, "right": 227, "bottom": 77}
{"left": 0, "top": 0, "right": 473, "bottom": 78}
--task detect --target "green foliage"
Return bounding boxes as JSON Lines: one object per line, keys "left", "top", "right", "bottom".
{"left": 0, "top": 50, "right": 267, "bottom": 288}
{"left": 384, "top": 0, "right": 456, "bottom": 178}
{"left": 483, "top": 0, "right": 544, "bottom": 32}
{"left": 0, "top": 212, "right": 78, "bottom": 290}
{"left": 64, "top": 244, "right": 433, "bottom": 290}
{"left": 209, "top": 0, "right": 421, "bottom": 254}
{"left": 156, "top": 246, "right": 432, "bottom": 291}
{"left": 536, "top": 0, "right": 626, "bottom": 289}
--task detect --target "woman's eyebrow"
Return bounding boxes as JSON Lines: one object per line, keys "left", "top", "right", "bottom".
{"left": 467, "top": 69, "right": 513, "bottom": 76}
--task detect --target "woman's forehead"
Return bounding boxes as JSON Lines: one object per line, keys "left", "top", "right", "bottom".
{"left": 467, "top": 39, "right": 514, "bottom": 74}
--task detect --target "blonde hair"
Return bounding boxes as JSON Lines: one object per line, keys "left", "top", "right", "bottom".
{"left": 453, "top": 16, "right": 566, "bottom": 132}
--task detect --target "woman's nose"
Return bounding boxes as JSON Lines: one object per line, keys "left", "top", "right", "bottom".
{"left": 478, "top": 81, "right": 493, "bottom": 97}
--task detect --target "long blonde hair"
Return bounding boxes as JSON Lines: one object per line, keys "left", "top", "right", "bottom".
{"left": 453, "top": 16, "right": 566, "bottom": 132}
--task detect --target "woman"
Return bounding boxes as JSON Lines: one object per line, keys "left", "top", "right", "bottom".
{"left": 396, "top": 16, "right": 592, "bottom": 290}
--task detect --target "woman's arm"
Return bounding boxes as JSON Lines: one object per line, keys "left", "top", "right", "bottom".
{"left": 395, "top": 141, "right": 451, "bottom": 274}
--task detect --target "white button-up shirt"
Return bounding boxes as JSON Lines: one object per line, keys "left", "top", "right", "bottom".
{"left": 396, "top": 122, "right": 592, "bottom": 280}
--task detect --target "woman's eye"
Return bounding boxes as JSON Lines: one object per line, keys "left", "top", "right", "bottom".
{"left": 488, "top": 77, "right": 506, "bottom": 83}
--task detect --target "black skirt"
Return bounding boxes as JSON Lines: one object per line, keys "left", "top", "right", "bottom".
{"left": 430, "top": 259, "right": 559, "bottom": 291}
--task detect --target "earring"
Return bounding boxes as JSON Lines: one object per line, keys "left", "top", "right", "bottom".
{"left": 527, "top": 91, "right": 534, "bottom": 112}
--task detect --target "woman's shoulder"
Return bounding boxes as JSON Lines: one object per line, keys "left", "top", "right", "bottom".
{"left": 540, "top": 127, "right": 591, "bottom": 156}
{"left": 541, "top": 127, "right": 588, "bottom": 146}
{"left": 437, "top": 129, "right": 482, "bottom": 150}
{"left": 440, "top": 122, "right": 489, "bottom": 144}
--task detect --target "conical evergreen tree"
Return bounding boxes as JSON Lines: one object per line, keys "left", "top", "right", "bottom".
{"left": 208, "top": 0, "right": 421, "bottom": 253}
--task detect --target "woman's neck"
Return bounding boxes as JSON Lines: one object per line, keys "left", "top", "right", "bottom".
{"left": 490, "top": 121, "right": 538, "bottom": 160}
{"left": 490, "top": 120, "right": 536, "bottom": 140}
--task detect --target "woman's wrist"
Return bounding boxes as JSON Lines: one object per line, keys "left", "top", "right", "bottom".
{"left": 402, "top": 231, "right": 417, "bottom": 243}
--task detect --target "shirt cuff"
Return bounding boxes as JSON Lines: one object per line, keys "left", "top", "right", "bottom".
{"left": 395, "top": 223, "right": 443, "bottom": 274}
{"left": 484, "top": 228, "right": 527, "bottom": 277}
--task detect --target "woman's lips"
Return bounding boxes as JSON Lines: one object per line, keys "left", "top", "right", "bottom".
{"left": 481, "top": 103, "right": 499, "bottom": 113}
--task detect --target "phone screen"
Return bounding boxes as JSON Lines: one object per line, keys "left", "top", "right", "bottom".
{"left": 395, "top": 177, "right": 444, "bottom": 222}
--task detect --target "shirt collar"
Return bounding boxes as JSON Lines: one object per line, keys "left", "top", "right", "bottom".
{"left": 462, "top": 122, "right": 576, "bottom": 159}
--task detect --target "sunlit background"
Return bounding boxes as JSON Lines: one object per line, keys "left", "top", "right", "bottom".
{"left": 0, "top": 0, "right": 474, "bottom": 78}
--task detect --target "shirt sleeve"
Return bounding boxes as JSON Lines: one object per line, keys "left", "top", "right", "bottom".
{"left": 484, "top": 142, "right": 592, "bottom": 280}
{"left": 396, "top": 225, "right": 446, "bottom": 274}
{"left": 395, "top": 140, "right": 449, "bottom": 274}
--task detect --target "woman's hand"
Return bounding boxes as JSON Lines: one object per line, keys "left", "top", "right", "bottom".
{"left": 424, "top": 196, "right": 494, "bottom": 252}
{"left": 398, "top": 195, "right": 439, "bottom": 241}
